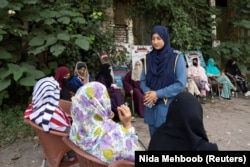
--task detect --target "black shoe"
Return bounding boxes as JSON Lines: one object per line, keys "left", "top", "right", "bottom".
{"left": 222, "top": 97, "right": 231, "bottom": 100}
{"left": 209, "top": 91, "right": 216, "bottom": 96}
{"left": 200, "top": 97, "right": 206, "bottom": 104}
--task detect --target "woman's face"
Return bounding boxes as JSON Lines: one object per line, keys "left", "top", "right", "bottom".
{"left": 135, "top": 61, "right": 141, "bottom": 67}
{"left": 64, "top": 73, "right": 70, "bottom": 79}
{"left": 78, "top": 67, "right": 86, "bottom": 77}
{"left": 151, "top": 33, "right": 165, "bottom": 50}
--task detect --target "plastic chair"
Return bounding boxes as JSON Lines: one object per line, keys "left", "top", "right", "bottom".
{"left": 59, "top": 99, "right": 72, "bottom": 115}
{"left": 108, "top": 160, "right": 135, "bottom": 167}
{"left": 62, "top": 136, "right": 108, "bottom": 167}
{"left": 24, "top": 119, "right": 78, "bottom": 167}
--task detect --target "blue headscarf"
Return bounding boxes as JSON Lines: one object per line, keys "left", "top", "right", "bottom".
{"left": 146, "top": 25, "right": 177, "bottom": 90}
{"left": 205, "top": 58, "right": 221, "bottom": 77}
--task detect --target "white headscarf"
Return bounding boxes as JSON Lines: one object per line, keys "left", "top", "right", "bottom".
{"left": 131, "top": 60, "right": 143, "bottom": 81}
{"left": 74, "top": 61, "right": 90, "bottom": 84}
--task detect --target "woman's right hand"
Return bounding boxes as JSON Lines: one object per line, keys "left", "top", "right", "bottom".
{"left": 117, "top": 104, "right": 132, "bottom": 129}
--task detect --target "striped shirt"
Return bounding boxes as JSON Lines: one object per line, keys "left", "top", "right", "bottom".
{"left": 24, "top": 77, "right": 71, "bottom": 132}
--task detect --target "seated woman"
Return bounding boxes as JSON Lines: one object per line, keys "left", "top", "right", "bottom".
{"left": 70, "top": 61, "right": 91, "bottom": 90}
{"left": 185, "top": 63, "right": 201, "bottom": 96}
{"left": 225, "top": 58, "right": 250, "bottom": 97}
{"left": 148, "top": 92, "right": 218, "bottom": 151}
{"left": 24, "top": 77, "right": 72, "bottom": 132}
{"left": 54, "top": 66, "right": 77, "bottom": 101}
{"left": 122, "top": 60, "right": 144, "bottom": 118}
{"left": 206, "top": 58, "right": 236, "bottom": 99}
{"left": 96, "top": 63, "right": 125, "bottom": 121}
{"left": 69, "top": 82, "right": 144, "bottom": 163}
{"left": 187, "top": 57, "right": 210, "bottom": 103}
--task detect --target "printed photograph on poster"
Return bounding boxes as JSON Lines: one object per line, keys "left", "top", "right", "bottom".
{"left": 184, "top": 51, "right": 206, "bottom": 69}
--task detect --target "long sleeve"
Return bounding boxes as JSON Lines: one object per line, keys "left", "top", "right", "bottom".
{"left": 192, "top": 80, "right": 201, "bottom": 95}
{"left": 96, "top": 76, "right": 108, "bottom": 87}
{"left": 96, "top": 124, "right": 144, "bottom": 162}
{"left": 71, "top": 120, "right": 144, "bottom": 163}
{"left": 140, "top": 68, "right": 151, "bottom": 93}
{"left": 122, "top": 71, "right": 133, "bottom": 95}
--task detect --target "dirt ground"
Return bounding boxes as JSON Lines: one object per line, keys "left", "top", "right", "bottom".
{"left": 0, "top": 93, "right": 249, "bottom": 167}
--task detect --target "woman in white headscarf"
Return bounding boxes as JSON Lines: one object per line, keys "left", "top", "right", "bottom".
{"left": 122, "top": 60, "right": 144, "bottom": 118}
{"left": 70, "top": 61, "right": 91, "bottom": 90}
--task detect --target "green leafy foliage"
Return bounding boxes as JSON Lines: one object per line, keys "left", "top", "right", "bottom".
{"left": 0, "top": 0, "right": 8, "bottom": 8}
{"left": 208, "top": 0, "right": 250, "bottom": 71}
{"left": 127, "top": 0, "right": 219, "bottom": 54}
{"left": 0, "top": 0, "right": 114, "bottom": 109}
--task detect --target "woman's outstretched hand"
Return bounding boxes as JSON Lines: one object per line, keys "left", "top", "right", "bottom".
{"left": 117, "top": 104, "right": 132, "bottom": 129}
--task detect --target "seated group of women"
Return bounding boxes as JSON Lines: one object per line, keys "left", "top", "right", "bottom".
{"left": 24, "top": 59, "right": 221, "bottom": 164}
{"left": 186, "top": 57, "right": 247, "bottom": 100}
{"left": 52, "top": 61, "right": 125, "bottom": 119}
{"left": 206, "top": 57, "right": 250, "bottom": 98}
{"left": 24, "top": 61, "right": 139, "bottom": 163}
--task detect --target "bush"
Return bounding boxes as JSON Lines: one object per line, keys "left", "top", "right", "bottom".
{"left": 0, "top": 106, "right": 34, "bottom": 146}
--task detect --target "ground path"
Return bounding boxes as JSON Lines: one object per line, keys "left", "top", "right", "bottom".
{"left": 0, "top": 94, "right": 249, "bottom": 166}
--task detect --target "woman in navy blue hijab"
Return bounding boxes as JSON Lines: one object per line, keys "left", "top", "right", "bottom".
{"left": 140, "top": 25, "right": 186, "bottom": 137}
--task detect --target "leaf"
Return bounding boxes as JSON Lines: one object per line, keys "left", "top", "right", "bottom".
{"left": 75, "top": 39, "right": 90, "bottom": 51}
{"left": 46, "top": 36, "right": 58, "bottom": 46}
{"left": 0, "top": 78, "right": 11, "bottom": 92}
{"left": 40, "top": 10, "right": 58, "bottom": 18}
{"left": 28, "top": 37, "right": 44, "bottom": 46}
{"left": 28, "top": 45, "right": 47, "bottom": 55}
{"left": 0, "top": 0, "right": 8, "bottom": 8}
{"left": 13, "top": 69, "right": 23, "bottom": 81}
{"left": 26, "top": 70, "right": 45, "bottom": 79}
{"left": 8, "top": 3, "right": 23, "bottom": 11}
{"left": 0, "top": 67, "right": 12, "bottom": 79}
{"left": 57, "top": 33, "right": 70, "bottom": 41}
{"left": 50, "top": 44, "right": 66, "bottom": 56}
{"left": 236, "top": 20, "right": 250, "bottom": 29}
{"left": 58, "top": 17, "right": 70, "bottom": 24}
{"left": 0, "top": 29, "right": 7, "bottom": 34}
{"left": 72, "top": 17, "right": 86, "bottom": 24}
{"left": 20, "top": 63, "right": 45, "bottom": 79}
{"left": 44, "top": 18, "right": 56, "bottom": 25}
{"left": 23, "top": 0, "right": 39, "bottom": 5}
{"left": 7, "top": 63, "right": 20, "bottom": 72}
{"left": 19, "top": 76, "right": 37, "bottom": 86}
{"left": 59, "top": 10, "right": 81, "bottom": 17}
{"left": 0, "top": 48, "right": 12, "bottom": 59}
